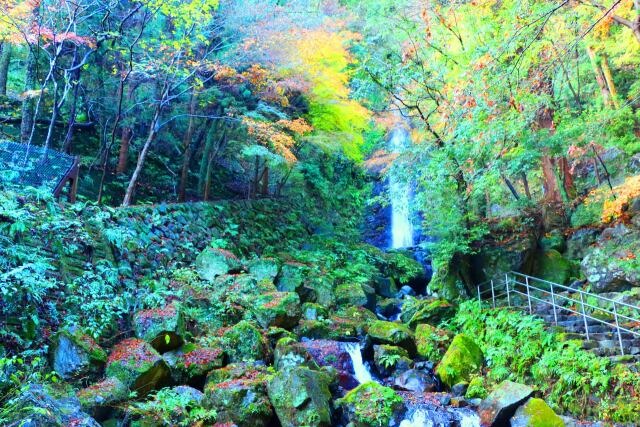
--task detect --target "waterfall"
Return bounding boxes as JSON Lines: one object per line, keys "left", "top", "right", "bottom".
{"left": 398, "top": 407, "right": 480, "bottom": 427}
{"left": 344, "top": 343, "right": 373, "bottom": 384}
{"left": 389, "top": 127, "right": 414, "bottom": 249}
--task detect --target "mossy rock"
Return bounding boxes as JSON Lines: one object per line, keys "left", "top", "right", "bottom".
{"left": 133, "top": 304, "right": 185, "bottom": 353}
{"left": 368, "top": 320, "right": 416, "bottom": 355}
{"left": 373, "top": 345, "right": 412, "bottom": 376}
{"left": 534, "top": 250, "right": 573, "bottom": 285}
{"left": 195, "top": 247, "right": 242, "bottom": 281}
{"left": 277, "top": 262, "right": 308, "bottom": 292}
{"left": 304, "top": 276, "right": 336, "bottom": 307}
{"left": 301, "top": 303, "right": 329, "bottom": 321}
{"left": 540, "top": 230, "right": 565, "bottom": 253}
{"left": 105, "top": 338, "right": 170, "bottom": 396}
{"left": 415, "top": 324, "right": 452, "bottom": 362}
{"left": 435, "top": 334, "right": 483, "bottom": 388}
{"left": 77, "top": 377, "right": 129, "bottom": 417}
{"left": 300, "top": 306, "right": 375, "bottom": 340}
{"left": 400, "top": 297, "right": 455, "bottom": 328}
{"left": 479, "top": 380, "right": 534, "bottom": 426}
{"left": 49, "top": 326, "right": 107, "bottom": 380}
{"left": 267, "top": 366, "right": 333, "bottom": 427}
{"left": 335, "top": 283, "right": 368, "bottom": 307}
{"left": 251, "top": 291, "right": 302, "bottom": 329}
{"left": 163, "top": 343, "right": 225, "bottom": 383}
{"left": 222, "top": 320, "right": 268, "bottom": 362}
{"left": 247, "top": 257, "right": 280, "bottom": 282}
{"left": 274, "top": 337, "right": 320, "bottom": 371}
{"left": 511, "top": 398, "right": 564, "bottom": 427}
{"left": 204, "top": 363, "right": 274, "bottom": 427}
{"left": 337, "top": 382, "right": 403, "bottom": 427}
{"left": 129, "top": 386, "right": 211, "bottom": 427}
{"left": 465, "top": 376, "right": 487, "bottom": 399}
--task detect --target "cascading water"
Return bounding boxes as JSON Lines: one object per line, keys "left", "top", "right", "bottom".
{"left": 399, "top": 407, "right": 480, "bottom": 427}
{"left": 344, "top": 343, "right": 373, "bottom": 384}
{"left": 389, "top": 127, "right": 415, "bottom": 249}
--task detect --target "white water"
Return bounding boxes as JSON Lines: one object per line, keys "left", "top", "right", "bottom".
{"left": 344, "top": 343, "right": 373, "bottom": 384}
{"left": 399, "top": 409, "right": 434, "bottom": 427}
{"left": 457, "top": 410, "right": 481, "bottom": 427}
{"left": 389, "top": 127, "right": 414, "bottom": 249}
{"left": 399, "top": 408, "right": 480, "bottom": 427}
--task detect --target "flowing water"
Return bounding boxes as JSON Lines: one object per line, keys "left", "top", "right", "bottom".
{"left": 344, "top": 342, "right": 374, "bottom": 384}
{"left": 399, "top": 407, "right": 480, "bottom": 427}
{"left": 389, "top": 127, "right": 414, "bottom": 249}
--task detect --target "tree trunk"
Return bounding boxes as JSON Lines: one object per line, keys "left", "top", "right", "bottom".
{"left": 541, "top": 154, "right": 562, "bottom": 203}
{"left": 20, "top": 46, "right": 38, "bottom": 143}
{"left": 261, "top": 166, "right": 269, "bottom": 196}
{"left": 0, "top": 43, "right": 11, "bottom": 96}
{"left": 122, "top": 106, "right": 161, "bottom": 206}
{"left": 521, "top": 172, "right": 532, "bottom": 200}
{"left": 586, "top": 46, "right": 612, "bottom": 108}
{"left": 116, "top": 128, "right": 132, "bottom": 174}
{"left": 501, "top": 173, "right": 520, "bottom": 201}
{"left": 178, "top": 90, "right": 199, "bottom": 201}
{"left": 600, "top": 53, "right": 619, "bottom": 109}
{"left": 62, "top": 48, "right": 82, "bottom": 152}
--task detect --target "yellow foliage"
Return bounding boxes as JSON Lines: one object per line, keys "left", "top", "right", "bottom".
{"left": 600, "top": 175, "right": 640, "bottom": 223}
{"left": 243, "top": 117, "right": 313, "bottom": 163}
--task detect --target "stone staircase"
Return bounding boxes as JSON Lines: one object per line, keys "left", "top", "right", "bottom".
{"left": 527, "top": 300, "right": 640, "bottom": 364}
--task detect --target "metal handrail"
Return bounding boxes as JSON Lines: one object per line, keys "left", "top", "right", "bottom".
{"left": 475, "top": 272, "right": 640, "bottom": 356}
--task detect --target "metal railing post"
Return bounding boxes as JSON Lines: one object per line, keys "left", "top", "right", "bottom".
{"left": 613, "top": 303, "right": 624, "bottom": 356}
{"left": 477, "top": 285, "right": 481, "bottom": 303}
{"left": 580, "top": 292, "right": 590, "bottom": 341}
{"left": 505, "top": 273, "right": 511, "bottom": 307}
{"left": 550, "top": 282, "right": 558, "bottom": 326}
{"left": 525, "top": 275, "right": 532, "bottom": 314}
{"left": 490, "top": 280, "right": 496, "bottom": 309}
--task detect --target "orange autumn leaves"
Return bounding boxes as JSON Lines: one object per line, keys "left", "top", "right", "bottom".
{"left": 243, "top": 117, "right": 313, "bottom": 163}
{"left": 584, "top": 175, "right": 640, "bottom": 223}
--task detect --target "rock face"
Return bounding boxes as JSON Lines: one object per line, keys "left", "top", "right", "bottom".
{"left": 274, "top": 337, "right": 320, "bottom": 371}
{"left": 223, "top": 320, "right": 268, "bottom": 362}
{"left": 565, "top": 228, "right": 599, "bottom": 260}
{"left": 335, "top": 283, "right": 368, "bottom": 307}
{"left": 393, "top": 369, "right": 437, "bottom": 393}
{"left": 204, "top": 363, "right": 274, "bottom": 427}
{"left": 195, "top": 247, "right": 242, "bottom": 280}
{"left": 368, "top": 320, "right": 416, "bottom": 355}
{"left": 6, "top": 383, "right": 100, "bottom": 426}
{"left": 267, "top": 366, "right": 333, "bottom": 427}
{"left": 474, "top": 235, "right": 536, "bottom": 284}
{"left": 478, "top": 380, "right": 534, "bottom": 426}
{"left": 534, "top": 250, "right": 573, "bottom": 285}
{"left": 435, "top": 334, "right": 483, "bottom": 388}
{"left": 133, "top": 304, "right": 185, "bottom": 352}
{"left": 247, "top": 257, "right": 279, "bottom": 281}
{"left": 105, "top": 338, "right": 170, "bottom": 396}
{"left": 581, "top": 225, "right": 640, "bottom": 292}
{"left": 277, "top": 262, "right": 307, "bottom": 292}
{"left": 49, "top": 326, "right": 107, "bottom": 380}
{"left": 510, "top": 398, "right": 565, "bottom": 427}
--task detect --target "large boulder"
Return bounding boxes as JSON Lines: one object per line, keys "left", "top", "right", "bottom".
{"left": 510, "top": 398, "right": 564, "bottom": 427}
{"left": 335, "top": 283, "right": 368, "bottom": 307}
{"left": 105, "top": 338, "right": 170, "bottom": 396}
{"left": 478, "top": 380, "right": 534, "bottom": 426}
{"left": 277, "top": 262, "right": 308, "bottom": 292}
{"left": 4, "top": 383, "right": 100, "bottom": 427}
{"left": 301, "top": 340, "right": 360, "bottom": 390}
{"left": 400, "top": 297, "right": 455, "bottom": 327}
{"left": 373, "top": 345, "right": 412, "bottom": 377}
{"left": 393, "top": 369, "right": 437, "bottom": 393}
{"left": 581, "top": 225, "right": 640, "bottom": 292}
{"left": 247, "top": 257, "right": 280, "bottom": 282}
{"left": 267, "top": 366, "right": 333, "bottom": 427}
{"left": 435, "top": 334, "right": 483, "bottom": 388}
{"left": 274, "top": 337, "right": 320, "bottom": 371}
{"left": 251, "top": 291, "right": 302, "bottom": 329}
{"left": 368, "top": 320, "right": 416, "bottom": 355}
{"left": 163, "top": 343, "right": 225, "bottom": 384}
{"left": 473, "top": 235, "right": 536, "bottom": 285}
{"left": 77, "top": 377, "right": 129, "bottom": 419}
{"left": 133, "top": 304, "right": 185, "bottom": 352}
{"left": 337, "top": 382, "right": 403, "bottom": 427}
{"left": 222, "top": 320, "right": 268, "bottom": 362}
{"left": 195, "top": 247, "right": 242, "bottom": 280}
{"left": 565, "top": 228, "right": 599, "bottom": 260}
{"left": 540, "top": 230, "right": 565, "bottom": 253}
{"left": 533, "top": 250, "right": 573, "bottom": 285}
{"left": 204, "top": 363, "right": 274, "bottom": 427}
{"left": 49, "top": 326, "right": 107, "bottom": 380}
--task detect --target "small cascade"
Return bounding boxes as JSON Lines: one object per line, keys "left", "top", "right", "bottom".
{"left": 455, "top": 408, "right": 481, "bottom": 427}
{"left": 398, "top": 406, "right": 480, "bottom": 427}
{"left": 389, "top": 127, "right": 414, "bottom": 249}
{"left": 344, "top": 343, "right": 373, "bottom": 384}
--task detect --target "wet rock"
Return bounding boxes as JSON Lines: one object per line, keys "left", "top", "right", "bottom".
{"left": 533, "top": 250, "right": 573, "bottom": 285}
{"left": 77, "top": 377, "right": 129, "bottom": 419}
{"left": 510, "top": 398, "right": 564, "bottom": 427}
{"left": 274, "top": 337, "right": 320, "bottom": 371}
{"left": 394, "top": 369, "right": 438, "bottom": 393}
{"left": 195, "top": 247, "right": 242, "bottom": 280}
{"left": 478, "top": 380, "right": 534, "bottom": 426}
{"left": 374, "top": 276, "right": 399, "bottom": 298}
{"left": 435, "top": 334, "right": 483, "bottom": 388}
{"left": 338, "top": 382, "right": 403, "bottom": 427}
{"left": 267, "top": 366, "right": 333, "bottom": 427}
{"left": 49, "top": 326, "right": 107, "bottom": 380}
{"left": 105, "top": 338, "right": 170, "bottom": 396}
{"left": 6, "top": 383, "right": 100, "bottom": 426}
{"left": 301, "top": 339, "right": 359, "bottom": 390}
{"left": 415, "top": 324, "right": 453, "bottom": 362}
{"left": 581, "top": 225, "right": 640, "bottom": 292}
{"left": 368, "top": 320, "right": 416, "bottom": 355}
{"left": 298, "top": 306, "right": 376, "bottom": 340}
{"left": 451, "top": 382, "right": 468, "bottom": 397}
{"left": 377, "top": 298, "right": 402, "bottom": 319}
{"left": 397, "top": 285, "right": 416, "bottom": 297}
{"left": 251, "top": 291, "right": 301, "bottom": 329}
{"left": 163, "top": 343, "right": 225, "bottom": 384}
{"left": 223, "top": 320, "right": 268, "bottom": 362}
{"left": 301, "top": 302, "right": 328, "bottom": 320}
{"left": 247, "top": 257, "right": 279, "bottom": 282}
{"left": 133, "top": 304, "right": 185, "bottom": 352}
{"left": 565, "top": 228, "right": 599, "bottom": 260}
{"left": 304, "top": 276, "right": 335, "bottom": 306}
{"left": 373, "top": 344, "right": 412, "bottom": 377}
{"left": 204, "top": 363, "right": 274, "bottom": 427}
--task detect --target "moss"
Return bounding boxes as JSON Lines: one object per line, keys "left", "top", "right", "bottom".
{"left": 338, "top": 382, "right": 403, "bottom": 427}
{"left": 519, "top": 398, "right": 564, "bottom": 427}
{"left": 415, "top": 324, "right": 452, "bottom": 362}
{"left": 222, "top": 320, "right": 268, "bottom": 362}
{"left": 435, "top": 334, "right": 483, "bottom": 388}
{"left": 368, "top": 320, "right": 416, "bottom": 355}
{"left": 105, "top": 339, "right": 170, "bottom": 395}
{"left": 535, "top": 250, "right": 572, "bottom": 285}
{"left": 335, "top": 282, "right": 368, "bottom": 307}
{"left": 401, "top": 298, "right": 455, "bottom": 328}
{"left": 465, "top": 376, "right": 487, "bottom": 399}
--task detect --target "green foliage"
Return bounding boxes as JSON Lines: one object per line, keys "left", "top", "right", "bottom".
{"left": 129, "top": 387, "right": 217, "bottom": 426}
